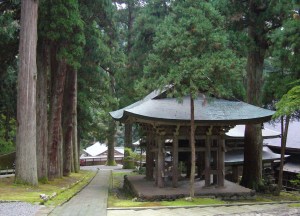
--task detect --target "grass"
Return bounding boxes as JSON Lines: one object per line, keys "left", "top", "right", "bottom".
{"left": 0, "top": 170, "right": 95, "bottom": 206}
{"left": 256, "top": 191, "right": 300, "bottom": 202}
{"left": 108, "top": 195, "right": 225, "bottom": 208}
{"left": 289, "top": 203, "right": 300, "bottom": 207}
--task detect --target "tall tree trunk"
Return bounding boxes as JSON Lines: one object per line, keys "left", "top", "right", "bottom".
{"left": 278, "top": 115, "right": 290, "bottom": 190}
{"left": 36, "top": 41, "right": 49, "bottom": 181}
{"left": 241, "top": 48, "right": 266, "bottom": 189}
{"left": 58, "top": 123, "right": 63, "bottom": 177}
{"left": 71, "top": 140, "right": 74, "bottom": 173}
{"left": 241, "top": 124, "right": 263, "bottom": 189}
{"left": 106, "top": 119, "right": 116, "bottom": 166}
{"left": 62, "top": 68, "right": 77, "bottom": 176}
{"left": 241, "top": 0, "right": 268, "bottom": 190}
{"left": 124, "top": 123, "right": 133, "bottom": 150}
{"left": 189, "top": 95, "right": 195, "bottom": 198}
{"left": 72, "top": 75, "right": 79, "bottom": 173}
{"left": 15, "top": 0, "right": 39, "bottom": 186}
{"left": 48, "top": 58, "right": 67, "bottom": 180}
{"left": 123, "top": 123, "right": 132, "bottom": 169}
{"left": 127, "top": 0, "right": 134, "bottom": 54}
{"left": 106, "top": 66, "right": 117, "bottom": 166}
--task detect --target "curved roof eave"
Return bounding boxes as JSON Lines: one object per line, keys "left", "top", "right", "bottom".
{"left": 118, "top": 110, "right": 273, "bottom": 125}
{"left": 110, "top": 91, "right": 275, "bottom": 125}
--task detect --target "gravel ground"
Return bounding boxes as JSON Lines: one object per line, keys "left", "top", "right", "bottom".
{"left": 0, "top": 202, "right": 41, "bottom": 216}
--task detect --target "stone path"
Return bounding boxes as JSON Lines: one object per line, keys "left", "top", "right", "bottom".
{"left": 107, "top": 204, "right": 300, "bottom": 216}
{"left": 46, "top": 169, "right": 110, "bottom": 216}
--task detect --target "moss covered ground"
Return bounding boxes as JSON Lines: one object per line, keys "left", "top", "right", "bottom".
{"left": 0, "top": 170, "right": 95, "bottom": 206}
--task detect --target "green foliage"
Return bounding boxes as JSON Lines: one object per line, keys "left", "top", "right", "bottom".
{"left": 39, "top": 0, "right": 85, "bottom": 69}
{"left": 0, "top": 152, "right": 15, "bottom": 169}
{"left": 265, "top": 8, "right": 300, "bottom": 109}
{"left": 0, "top": 114, "right": 16, "bottom": 155}
{"left": 271, "top": 13, "right": 300, "bottom": 79}
{"left": 77, "top": 0, "right": 122, "bottom": 146}
{"left": 274, "top": 82, "right": 300, "bottom": 118}
{"left": 123, "top": 147, "right": 137, "bottom": 169}
{"left": 263, "top": 68, "right": 296, "bottom": 108}
{"left": 290, "top": 173, "right": 300, "bottom": 189}
{"left": 114, "top": 0, "right": 171, "bottom": 108}
{"left": 142, "top": 1, "right": 244, "bottom": 99}
{"left": 0, "top": 3, "right": 19, "bottom": 152}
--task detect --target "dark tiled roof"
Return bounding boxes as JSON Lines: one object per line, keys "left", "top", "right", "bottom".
{"left": 226, "top": 125, "right": 280, "bottom": 139}
{"left": 110, "top": 90, "right": 275, "bottom": 124}
{"left": 265, "top": 121, "right": 300, "bottom": 151}
{"left": 225, "top": 147, "right": 283, "bottom": 165}
{"left": 282, "top": 162, "right": 300, "bottom": 173}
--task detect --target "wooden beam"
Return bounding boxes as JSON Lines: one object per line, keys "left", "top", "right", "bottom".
{"left": 151, "top": 147, "right": 218, "bottom": 153}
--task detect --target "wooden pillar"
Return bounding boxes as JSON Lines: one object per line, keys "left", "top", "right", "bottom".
{"left": 146, "top": 132, "right": 154, "bottom": 180}
{"left": 154, "top": 139, "right": 158, "bottom": 186}
{"left": 232, "top": 165, "right": 239, "bottom": 183}
{"left": 197, "top": 151, "right": 205, "bottom": 178}
{"left": 204, "top": 132, "right": 211, "bottom": 187}
{"left": 217, "top": 134, "right": 225, "bottom": 187}
{"left": 172, "top": 133, "right": 179, "bottom": 187}
{"left": 157, "top": 135, "right": 164, "bottom": 188}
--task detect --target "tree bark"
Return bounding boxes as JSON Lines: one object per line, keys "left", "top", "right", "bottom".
{"left": 241, "top": 0, "right": 268, "bottom": 190}
{"left": 189, "top": 95, "right": 195, "bottom": 198}
{"left": 72, "top": 76, "right": 79, "bottom": 173}
{"left": 127, "top": 0, "right": 134, "bottom": 54}
{"left": 62, "top": 68, "right": 77, "bottom": 176}
{"left": 58, "top": 123, "right": 63, "bottom": 177}
{"left": 106, "top": 119, "right": 116, "bottom": 166}
{"left": 36, "top": 41, "right": 49, "bottom": 181}
{"left": 124, "top": 123, "right": 133, "bottom": 151}
{"left": 48, "top": 58, "right": 67, "bottom": 180}
{"left": 146, "top": 132, "right": 154, "bottom": 180}
{"left": 241, "top": 124, "right": 263, "bottom": 190}
{"left": 278, "top": 115, "right": 290, "bottom": 190}
{"left": 15, "top": 0, "right": 39, "bottom": 186}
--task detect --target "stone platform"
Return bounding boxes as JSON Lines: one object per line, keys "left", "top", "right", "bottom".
{"left": 124, "top": 175, "right": 255, "bottom": 201}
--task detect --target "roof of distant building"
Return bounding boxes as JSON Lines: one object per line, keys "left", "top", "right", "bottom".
{"left": 226, "top": 125, "right": 280, "bottom": 139}
{"left": 84, "top": 142, "right": 107, "bottom": 157}
{"left": 83, "top": 142, "right": 124, "bottom": 157}
{"left": 265, "top": 120, "right": 300, "bottom": 151}
{"left": 225, "top": 146, "right": 284, "bottom": 165}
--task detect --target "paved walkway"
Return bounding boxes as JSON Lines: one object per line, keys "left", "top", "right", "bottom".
{"left": 107, "top": 204, "right": 300, "bottom": 216}
{"left": 47, "top": 169, "right": 110, "bottom": 216}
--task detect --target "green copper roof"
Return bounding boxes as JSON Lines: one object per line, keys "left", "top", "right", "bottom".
{"left": 110, "top": 90, "right": 275, "bottom": 124}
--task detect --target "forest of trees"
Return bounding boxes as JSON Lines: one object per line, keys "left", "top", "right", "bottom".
{"left": 0, "top": 0, "right": 299, "bottom": 188}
